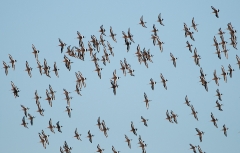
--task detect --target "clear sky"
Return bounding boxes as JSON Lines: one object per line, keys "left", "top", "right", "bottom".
{"left": 1, "top": 0, "right": 240, "bottom": 153}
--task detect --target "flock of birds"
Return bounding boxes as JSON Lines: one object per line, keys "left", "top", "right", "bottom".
{"left": 3, "top": 5, "right": 240, "bottom": 153}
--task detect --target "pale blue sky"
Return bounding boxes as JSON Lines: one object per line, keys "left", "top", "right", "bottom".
{"left": 1, "top": 0, "right": 240, "bottom": 153}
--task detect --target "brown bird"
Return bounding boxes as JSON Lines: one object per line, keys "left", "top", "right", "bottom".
{"left": 58, "top": 38, "right": 66, "bottom": 53}
{"left": 8, "top": 54, "right": 17, "bottom": 70}
{"left": 87, "top": 130, "right": 94, "bottom": 143}
{"left": 25, "top": 61, "right": 32, "bottom": 78}
{"left": 139, "top": 15, "right": 147, "bottom": 28}
{"left": 27, "top": 113, "right": 35, "bottom": 126}
{"left": 3, "top": 61, "right": 10, "bottom": 75}
{"left": 211, "top": 6, "right": 220, "bottom": 18}
{"left": 195, "top": 128, "right": 204, "bottom": 142}
{"left": 21, "top": 116, "right": 28, "bottom": 128}
{"left": 170, "top": 52, "right": 177, "bottom": 67}
{"left": 141, "top": 116, "right": 149, "bottom": 127}
{"left": 74, "top": 128, "right": 82, "bottom": 141}
{"left": 215, "top": 100, "right": 223, "bottom": 111}
{"left": 130, "top": 121, "right": 137, "bottom": 136}
{"left": 125, "top": 135, "right": 132, "bottom": 149}
{"left": 212, "top": 69, "right": 220, "bottom": 86}
{"left": 149, "top": 78, "right": 156, "bottom": 90}
{"left": 222, "top": 124, "right": 228, "bottom": 137}
{"left": 184, "top": 95, "right": 191, "bottom": 106}
{"left": 160, "top": 73, "right": 168, "bottom": 90}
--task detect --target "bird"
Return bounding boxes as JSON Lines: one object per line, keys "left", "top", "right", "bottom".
{"left": 8, "top": 54, "right": 17, "bottom": 70}
{"left": 25, "top": 61, "right": 32, "bottom": 78}
{"left": 27, "top": 113, "right": 35, "bottom": 125}
{"left": 184, "top": 95, "right": 191, "bottom": 106}
{"left": 221, "top": 65, "right": 228, "bottom": 83}
{"left": 186, "top": 41, "right": 193, "bottom": 53}
{"left": 141, "top": 116, "right": 149, "bottom": 127}
{"left": 74, "top": 128, "right": 82, "bottom": 141}
{"left": 222, "top": 124, "right": 228, "bottom": 137}
{"left": 47, "top": 118, "right": 55, "bottom": 133}
{"left": 191, "top": 17, "right": 198, "bottom": 32}
{"left": 212, "top": 70, "right": 220, "bottom": 86}
{"left": 143, "top": 92, "right": 151, "bottom": 109}
{"left": 149, "top": 78, "right": 156, "bottom": 90}
{"left": 58, "top": 38, "right": 66, "bottom": 53}
{"left": 130, "top": 121, "right": 137, "bottom": 136}
{"left": 125, "top": 135, "right": 132, "bottom": 149}
{"left": 170, "top": 52, "right": 177, "bottom": 67}
{"left": 65, "top": 106, "right": 72, "bottom": 118}
{"left": 160, "top": 73, "right": 168, "bottom": 90}
{"left": 87, "top": 130, "right": 94, "bottom": 143}
{"left": 216, "top": 89, "right": 223, "bottom": 101}
{"left": 56, "top": 121, "right": 63, "bottom": 133}
{"left": 189, "top": 144, "right": 197, "bottom": 153}
{"left": 139, "top": 15, "right": 147, "bottom": 28}
{"left": 210, "top": 112, "right": 218, "bottom": 128}
{"left": 195, "top": 128, "right": 204, "bottom": 142}
{"left": 21, "top": 116, "right": 28, "bottom": 128}
{"left": 157, "top": 13, "right": 164, "bottom": 26}
{"left": 21, "top": 105, "right": 29, "bottom": 117}
{"left": 215, "top": 100, "right": 223, "bottom": 111}
{"left": 211, "top": 6, "right": 220, "bottom": 18}
{"left": 3, "top": 61, "right": 10, "bottom": 75}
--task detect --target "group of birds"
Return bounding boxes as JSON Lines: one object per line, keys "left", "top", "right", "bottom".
{"left": 2, "top": 5, "right": 239, "bottom": 153}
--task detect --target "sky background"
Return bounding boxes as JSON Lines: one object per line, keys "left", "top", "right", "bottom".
{"left": 1, "top": 0, "right": 240, "bottom": 153}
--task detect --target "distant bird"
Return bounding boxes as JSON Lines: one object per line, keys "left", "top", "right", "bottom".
{"left": 160, "top": 73, "right": 168, "bottom": 90}
{"left": 215, "top": 100, "right": 223, "bottom": 111}
{"left": 236, "top": 55, "right": 240, "bottom": 69}
{"left": 141, "top": 116, "right": 149, "bottom": 127}
{"left": 21, "top": 105, "right": 29, "bottom": 117}
{"left": 99, "top": 25, "right": 106, "bottom": 36}
{"left": 21, "top": 116, "right": 28, "bottom": 128}
{"left": 184, "top": 95, "right": 191, "bottom": 106}
{"left": 221, "top": 65, "right": 228, "bottom": 83}
{"left": 8, "top": 54, "right": 17, "bottom": 70}
{"left": 25, "top": 61, "right": 32, "bottom": 78}
{"left": 32, "top": 44, "right": 40, "bottom": 59}
{"left": 170, "top": 52, "right": 177, "bottom": 67}
{"left": 74, "top": 128, "right": 82, "bottom": 141}
{"left": 139, "top": 15, "right": 147, "bottom": 28}
{"left": 157, "top": 13, "right": 164, "bottom": 26}
{"left": 52, "top": 62, "right": 59, "bottom": 78}
{"left": 189, "top": 144, "right": 197, "bottom": 153}
{"left": 195, "top": 128, "right": 204, "bottom": 142}
{"left": 186, "top": 41, "right": 193, "bottom": 53}
{"left": 110, "top": 80, "right": 118, "bottom": 95}
{"left": 212, "top": 70, "right": 220, "bottom": 86}
{"left": 222, "top": 124, "right": 228, "bottom": 137}
{"left": 228, "top": 64, "right": 234, "bottom": 78}
{"left": 77, "top": 31, "right": 85, "bottom": 46}
{"left": 58, "top": 38, "right": 66, "bottom": 53}
{"left": 216, "top": 89, "right": 223, "bottom": 101}
{"left": 143, "top": 92, "right": 151, "bottom": 109}
{"left": 166, "top": 110, "right": 173, "bottom": 123}
{"left": 47, "top": 118, "right": 55, "bottom": 133}
{"left": 3, "top": 61, "right": 10, "bottom": 75}
{"left": 87, "top": 130, "right": 94, "bottom": 143}
{"left": 210, "top": 112, "right": 218, "bottom": 128}
{"left": 125, "top": 135, "right": 132, "bottom": 149}
{"left": 56, "top": 121, "right": 63, "bottom": 133}
{"left": 130, "top": 121, "right": 137, "bottom": 136}
{"left": 65, "top": 106, "right": 72, "bottom": 118}
{"left": 149, "top": 78, "right": 156, "bottom": 90}
{"left": 170, "top": 110, "right": 178, "bottom": 124}
{"left": 109, "top": 26, "right": 117, "bottom": 43}
{"left": 96, "top": 144, "right": 105, "bottom": 153}
{"left": 191, "top": 17, "right": 198, "bottom": 32}
{"left": 27, "top": 113, "right": 35, "bottom": 125}
{"left": 211, "top": 6, "right": 220, "bottom": 18}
